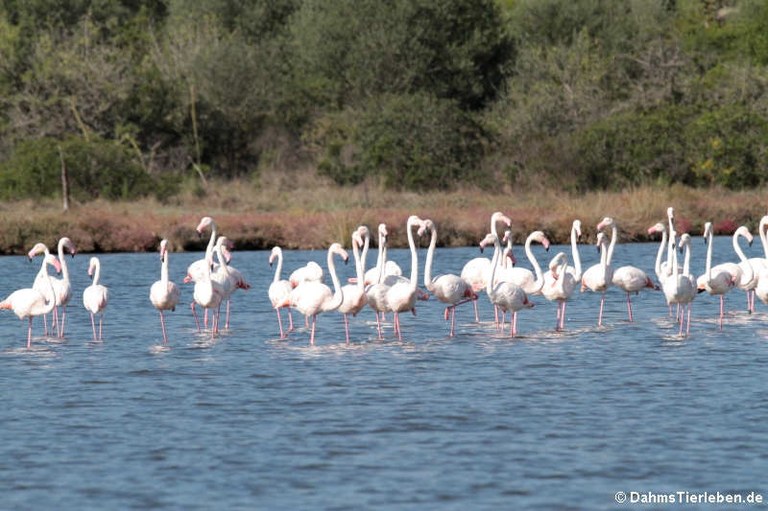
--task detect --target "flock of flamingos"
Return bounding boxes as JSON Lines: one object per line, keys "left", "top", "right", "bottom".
{"left": 1, "top": 207, "right": 766, "bottom": 348}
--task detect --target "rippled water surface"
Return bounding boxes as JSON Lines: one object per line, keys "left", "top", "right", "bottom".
{"left": 2, "top": 237, "right": 767, "bottom": 510}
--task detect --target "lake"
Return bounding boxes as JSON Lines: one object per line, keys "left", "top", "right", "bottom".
{"left": 1, "top": 235, "right": 766, "bottom": 510}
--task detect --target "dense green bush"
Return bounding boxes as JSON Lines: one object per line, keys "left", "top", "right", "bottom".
{"left": 0, "top": 136, "right": 163, "bottom": 201}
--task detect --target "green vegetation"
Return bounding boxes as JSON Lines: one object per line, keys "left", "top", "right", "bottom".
{"left": 1, "top": 0, "right": 768, "bottom": 201}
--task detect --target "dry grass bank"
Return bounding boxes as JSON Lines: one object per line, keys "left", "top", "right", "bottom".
{"left": 1, "top": 178, "right": 766, "bottom": 254}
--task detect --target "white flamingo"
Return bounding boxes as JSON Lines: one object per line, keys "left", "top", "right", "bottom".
{"left": 739, "top": 215, "right": 768, "bottom": 312}
{"left": 214, "top": 236, "right": 250, "bottom": 329}
{"left": 268, "top": 246, "right": 295, "bottom": 339}
{"left": 541, "top": 220, "right": 582, "bottom": 331}
{"left": 502, "top": 230, "right": 550, "bottom": 295}
{"left": 461, "top": 211, "right": 512, "bottom": 321}
{"left": 1, "top": 245, "right": 61, "bottom": 348}
{"left": 364, "top": 223, "right": 402, "bottom": 285}
{"left": 480, "top": 232, "right": 533, "bottom": 337}
{"left": 149, "top": 239, "right": 181, "bottom": 344}
{"left": 185, "top": 216, "right": 218, "bottom": 283}
{"left": 422, "top": 219, "right": 477, "bottom": 337}
{"left": 289, "top": 262, "right": 324, "bottom": 288}
{"left": 661, "top": 231, "right": 696, "bottom": 336}
{"left": 697, "top": 223, "right": 753, "bottom": 329}
{"left": 338, "top": 226, "right": 370, "bottom": 343}
{"left": 581, "top": 229, "right": 613, "bottom": 327}
{"left": 30, "top": 242, "right": 57, "bottom": 336}
{"left": 49, "top": 237, "right": 76, "bottom": 338}
{"left": 287, "top": 243, "right": 349, "bottom": 345}
{"left": 192, "top": 253, "right": 225, "bottom": 337}
{"left": 598, "top": 217, "right": 657, "bottom": 322}
{"left": 384, "top": 215, "right": 425, "bottom": 340}
{"left": 83, "top": 256, "right": 109, "bottom": 341}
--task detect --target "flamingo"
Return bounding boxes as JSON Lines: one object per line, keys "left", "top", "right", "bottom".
{"left": 697, "top": 223, "right": 753, "bottom": 329}
{"left": 382, "top": 215, "right": 425, "bottom": 340}
{"left": 598, "top": 217, "right": 657, "bottom": 322}
{"left": 185, "top": 216, "right": 218, "bottom": 283}
{"left": 214, "top": 236, "right": 250, "bottom": 329}
{"left": 192, "top": 253, "right": 225, "bottom": 336}
{"left": 29, "top": 242, "right": 57, "bottom": 336}
{"left": 541, "top": 220, "right": 582, "bottom": 331}
{"left": 502, "top": 230, "right": 550, "bottom": 294}
{"left": 479, "top": 232, "right": 533, "bottom": 337}
{"left": 421, "top": 219, "right": 477, "bottom": 337}
{"left": 461, "top": 212, "right": 512, "bottom": 321}
{"left": 338, "top": 226, "right": 370, "bottom": 343}
{"left": 289, "top": 262, "right": 324, "bottom": 288}
{"left": 286, "top": 243, "right": 349, "bottom": 345}
{"left": 1, "top": 245, "right": 61, "bottom": 348}
{"left": 48, "top": 237, "right": 76, "bottom": 338}
{"left": 149, "top": 239, "right": 181, "bottom": 344}
{"left": 83, "top": 256, "right": 109, "bottom": 341}
{"left": 364, "top": 224, "right": 402, "bottom": 285}
{"left": 739, "top": 215, "right": 768, "bottom": 312}
{"left": 268, "top": 246, "right": 295, "bottom": 339}
{"left": 660, "top": 231, "right": 696, "bottom": 336}
{"left": 581, "top": 230, "right": 613, "bottom": 327}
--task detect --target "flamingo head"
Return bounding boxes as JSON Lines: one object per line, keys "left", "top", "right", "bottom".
{"left": 703, "top": 222, "right": 713, "bottom": 241}
{"left": 735, "top": 226, "right": 754, "bottom": 246}
{"left": 87, "top": 257, "right": 99, "bottom": 278}
{"left": 45, "top": 254, "right": 62, "bottom": 273}
{"left": 678, "top": 233, "right": 691, "bottom": 252}
{"left": 355, "top": 225, "right": 370, "bottom": 242}
{"left": 667, "top": 206, "right": 675, "bottom": 220}
{"left": 196, "top": 216, "right": 215, "bottom": 236}
{"left": 491, "top": 211, "right": 512, "bottom": 229}
{"left": 532, "top": 231, "right": 550, "bottom": 251}
{"left": 596, "top": 217, "right": 615, "bottom": 232}
{"left": 647, "top": 223, "right": 665, "bottom": 236}
{"left": 595, "top": 232, "right": 607, "bottom": 252}
{"left": 269, "top": 246, "right": 281, "bottom": 266}
{"left": 159, "top": 239, "right": 169, "bottom": 261}
{"left": 572, "top": 220, "right": 582, "bottom": 238}
{"left": 479, "top": 233, "right": 496, "bottom": 253}
{"left": 329, "top": 243, "right": 349, "bottom": 265}
{"left": 60, "top": 237, "right": 77, "bottom": 257}
{"left": 503, "top": 247, "right": 517, "bottom": 267}
{"left": 27, "top": 242, "right": 49, "bottom": 260}
{"left": 417, "top": 219, "right": 434, "bottom": 237}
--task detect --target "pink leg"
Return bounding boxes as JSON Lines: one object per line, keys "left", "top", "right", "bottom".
{"left": 89, "top": 313, "right": 97, "bottom": 341}
{"left": 42, "top": 313, "right": 49, "bottom": 336}
{"left": 626, "top": 293, "right": 634, "bottom": 322}
{"left": 719, "top": 295, "right": 725, "bottom": 330}
{"left": 225, "top": 300, "right": 231, "bottom": 329}
{"left": 687, "top": 304, "right": 692, "bottom": 336}
{"left": 287, "top": 308, "right": 295, "bottom": 332}
{"left": 275, "top": 308, "right": 285, "bottom": 338}
{"left": 343, "top": 314, "right": 350, "bottom": 344}
{"left": 598, "top": 294, "right": 605, "bottom": 327}
{"left": 511, "top": 311, "right": 518, "bottom": 337}
{"left": 191, "top": 302, "right": 201, "bottom": 332}
{"left": 472, "top": 299, "right": 479, "bottom": 322}
{"left": 559, "top": 301, "right": 567, "bottom": 331}
{"left": 450, "top": 307, "right": 456, "bottom": 337}
{"left": 98, "top": 315, "right": 103, "bottom": 340}
{"left": 159, "top": 311, "right": 168, "bottom": 344}
{"left": 27, "top": 317, "right": 33, "bottom": 349}
{"left": 394, "top": 313, "right": 402, "bottom": 341}
{"left": 309, "top": 315, "right": 317, "bottom": 345}
{"left": 59, "top": 306, "right": 68, "bottom": 338}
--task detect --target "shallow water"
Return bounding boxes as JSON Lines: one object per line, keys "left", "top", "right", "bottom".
{"left": 1, "top": 237, "right": 767, "bottom": 510}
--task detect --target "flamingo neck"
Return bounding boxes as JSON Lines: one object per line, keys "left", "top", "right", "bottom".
{"left": 423, "top": 227, "right": 438, "bottom": 290}
{"left": 161, "top": 252, "right": 170, "bottom": 283}
{"left": 360, "top": 231, "right": 370, "bottom": 288}
{"left": 205, "top": 222, "right": 218, "bottom": 258}
{"left": 41, "top": 259, "right": 56, "bottom": 313}
{"left": 760, "top": 217, "right": 768, "bottom": 258}
{"left": 327, "top": 248, "right": 344, "bottom": 311}
{"left": 57, "top": 240, "right": 71, "bottom": 280}
{"left": 407, "top": 219, "right": 419, "bottom": 292}
{"left": 272, "top": 249, "right": 283, "bottom": 284}
{"left": 374, "top": 231, "right": 385, "bottom": 282}
{"left": 570, "top": 225, "right": 582, "bottom": 280}
{"left": 215, "top": 243, "right": 230, "bottom": 276}
{"left": 733, "top": 231, "right": 753, "bottom": 282}
{"left": 705, "top": 229, "right": 713, "bottom": 279}
{"left": 654, "top": 229, "right": 667, "bottom": 278}
{"left": 682, "top": 241, "right": 691, "bottom": 277}
{"left": 486, "top": 235, "right": 502, "bottom": 296}
{"left": 606, "top": 224, "right": 617, "bottom": 266}
{"left": 91, "top": 261, "right": 101, "bottom": 287}
{"left": 525, "top": 234, "right": 545, "bottom": 292}
{"left": 352, "top": 238, "right": 364, "bottom": 291}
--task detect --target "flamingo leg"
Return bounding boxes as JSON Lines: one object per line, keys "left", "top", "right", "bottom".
{"left": 191, "top": 302, "right": 201, "bottom": 332}
{"left": 42, "top": 313, "right": 48, "bottom": 337}
{"left": 687, "top": 304, "right": 692, "bottom": 336}
{"left": 394, "top": 313, "right": 402, "bottom": 341}
{"left": 719, "top": 295, "right": 725, "bottom": 330}
{"left": 598, "top": 294, "right": 605, "bottom": 327}
{"left": 276, "top": 308, "right": 285, "bottom": 339}
{"left": 472, "top": 298, "right": 479, "bottom": 322}
{"left": 59, "top": 306, "right": 68, "bottom": 338}
{"left": 343, "top": 314, "right": 350, "bottom": 344}
{"left": 98, "top": 315, "right": 103, "bottom": 341}
{"left": 511, "top": 312, "right": 518, "bottom": 337}
{"left": 225, "top": 300, "right": 231, "bottom": 329}
{"left": 159, "top": 310, "right": 168, "bottom": 344}
{"left": 287, "top": 308, "right": 295, "bottom": 332}
{"left": 89, "top": 313, "right": 97, "bottom": 341}
{"left": 309, "top": 314, "right": 317, "bottom": 345}
{"left": 27, "top": 317, "right": 33, "bottom": 349}
{"left": 626, "top": 293, "right": 634, "bottom": 323}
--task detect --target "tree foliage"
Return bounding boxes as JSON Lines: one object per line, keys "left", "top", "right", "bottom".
{"left": 1, "top": 0, "right": 768, "bottom": 199}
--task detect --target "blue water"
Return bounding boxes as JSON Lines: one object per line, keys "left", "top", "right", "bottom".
{"left": 1, "top": 236, "right": 767, "bottom": 510}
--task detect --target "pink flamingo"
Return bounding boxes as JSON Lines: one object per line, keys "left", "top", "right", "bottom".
{"left": 422, "top": 219, "right": 477, "bottom": 337}
{"left": 461, "top": 212, "right": 512, "bottom": 321}
{"left": 46, "top": 237, "right": 76, "bottom": 338}
{"left": 185, "top": 216, "right": 220, "bottom": 328}
{"left": 480, "top": 232, "right": 533, "bottom": 337}
{"left": 83, "top": 256, "right": 109, "bottom": 341}
{"left": 581, "top": 230, "right": 613, "bottom": 327}
{"left": 285, "top": 243, "right": 349, "bottom": 345}
{"left": 192, "top": 253, "right": 225, "bottom": 337}
{"left": 661, "top": 232, "right": 696, "bottom": 336}
{"left": 598, "top": 217, "right": 657, "bottom": 322}
{"left": 697, "top": 222, "right": 752, "bottom": 329}
{"left": 214, "top": 236, "right": 250, "bottom": 329}
{"left": 541, "top": 220, "right": 582, "bottom": 331}
{"left": 1, "top": 245, "right": 61, "bottom": 348}
{"left": 338, "top": 226, "right": 370, "bottom": 343}
{"left": 503, "top": 230, "right": 550, "bottom": 295}
{"left": 738, "top": 215, "right": 768, "bottom": 312}
{"left": 268, "top": 246, "right": 295, "bottom": 339}
{"left": 384, "top": 216, "right": 425, "bottom": 341}
{"left": 364, "top": 224, "right": 402, "bottom": 286}
{"left": 149, "top": 239, "right": 181, "bottom": 344}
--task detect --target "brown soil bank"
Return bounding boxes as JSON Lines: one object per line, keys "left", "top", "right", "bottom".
{"left": 0, "top": 183, "right": 766, "bottom": 254}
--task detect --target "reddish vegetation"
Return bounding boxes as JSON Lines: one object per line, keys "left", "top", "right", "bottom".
{"left": 1, "top": 183, "right": 767, "bottom": 254}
